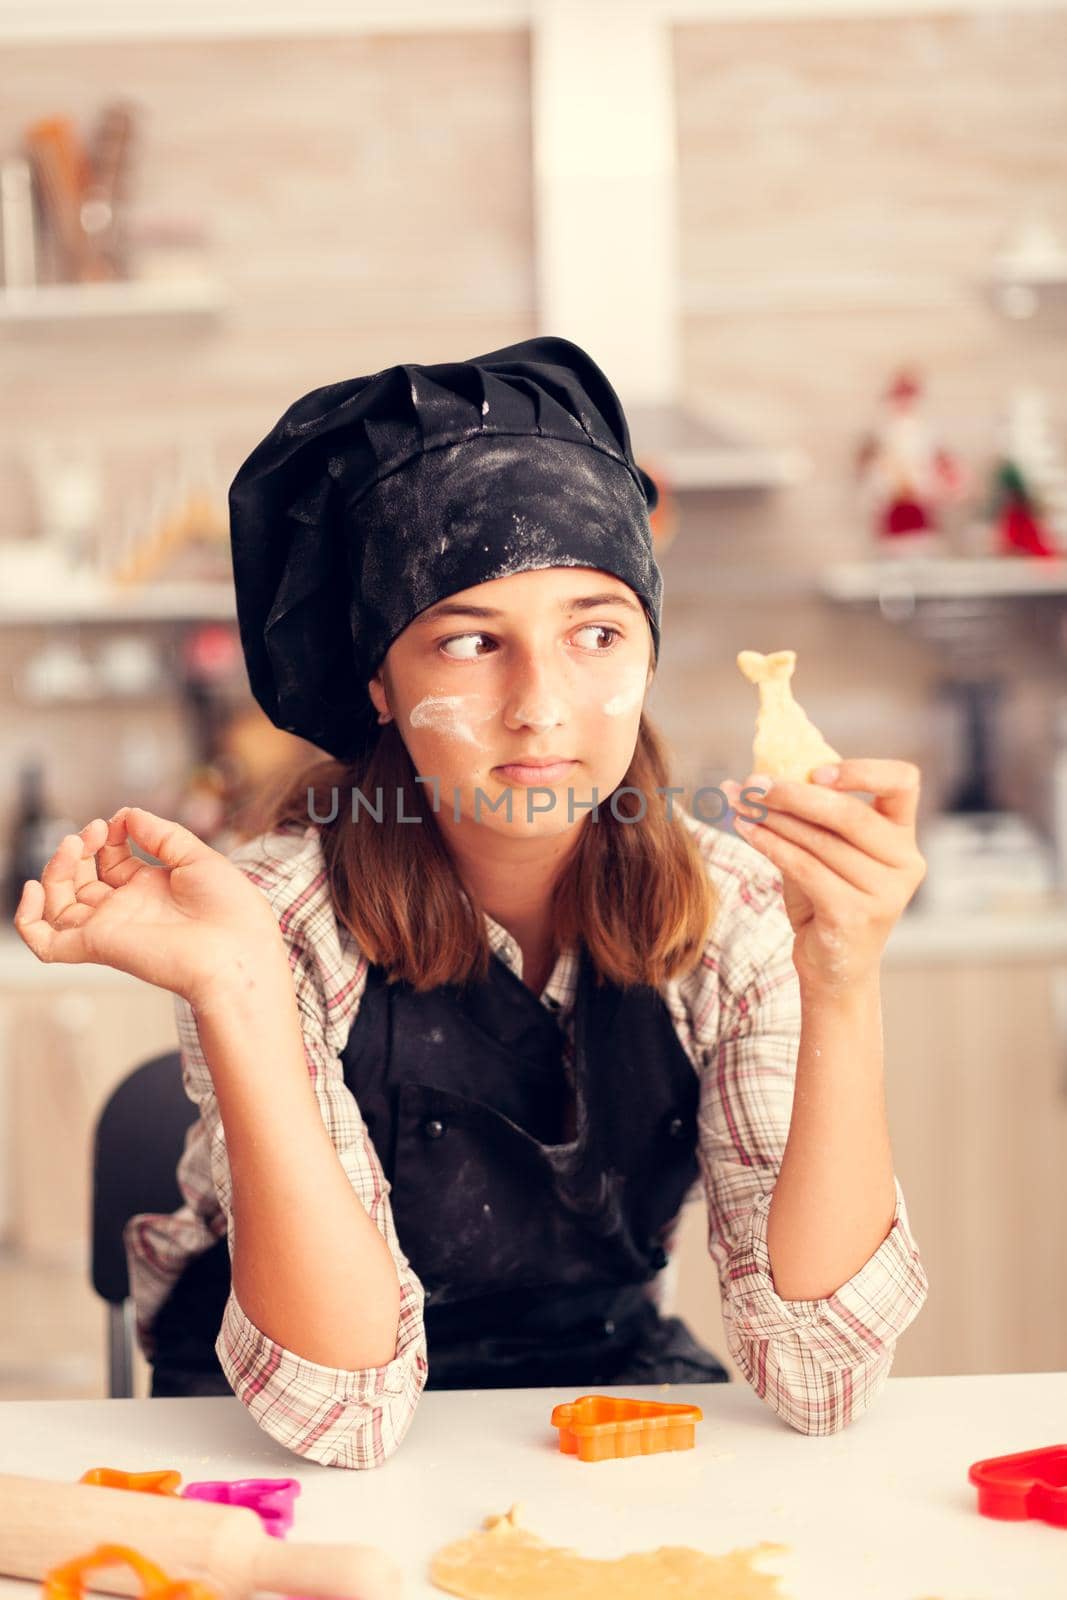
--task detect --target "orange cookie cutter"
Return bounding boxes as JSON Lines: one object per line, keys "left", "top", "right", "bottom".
{"left": 551, "top": 1394, "right": 703, "bottom": 1462}
{"left": 42, "top": 1544, "right": 218, "bottom": 1600}
{"left": 78, "top": 1468, "right": 183, "bottom": 1496}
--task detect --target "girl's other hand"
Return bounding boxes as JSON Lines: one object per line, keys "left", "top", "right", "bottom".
{"left": 13, "top": 806, "right": 284, "bottom": 1009}
{"left": 724, "top": 758, "right": 927, "bottom": 994}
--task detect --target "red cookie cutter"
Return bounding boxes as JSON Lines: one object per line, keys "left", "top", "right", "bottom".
{"left": 968, "top": 1444, "right": 1067, "bottom": 1527}
{"left": 182, "top": 1478, "right": 301, "bottom": 1538}
{"left": 42, "top": 1544, "right": 217, "bottom": 1600}
{"left": 550, "top": 1394, "right": 703, "bottom": 1462}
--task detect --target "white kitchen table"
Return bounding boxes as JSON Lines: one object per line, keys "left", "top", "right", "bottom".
{"left": 0, "top": 1373, "right": 1063, "bottom": 1599}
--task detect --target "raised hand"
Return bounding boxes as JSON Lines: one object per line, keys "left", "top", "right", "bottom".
{"left": 13, "top": 806, "right": 285, "bottom": 1010}
{"left": 722, "top": 758, "right": 927, "bottom": 994}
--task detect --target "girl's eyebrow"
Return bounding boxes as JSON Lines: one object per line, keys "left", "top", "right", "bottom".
{"left": 416, "top": 592, "right": 642, "bottom": 625}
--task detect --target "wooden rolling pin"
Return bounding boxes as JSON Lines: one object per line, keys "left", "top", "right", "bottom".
{"left": 0, "top": 1474, "right": 402, "bottom": 1600}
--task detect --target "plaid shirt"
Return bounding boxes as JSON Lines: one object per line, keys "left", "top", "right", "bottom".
{"left": 125, "top": 809, "right": 928, "bottom": 1467}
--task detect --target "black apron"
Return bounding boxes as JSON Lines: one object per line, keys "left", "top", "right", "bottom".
{"left": 149, "top": 941, "right": 728, "bottom": 1395}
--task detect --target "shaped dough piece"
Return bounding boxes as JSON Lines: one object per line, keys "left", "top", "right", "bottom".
{"left": 737, "top": 649, "right": 840, "bottom": 784}
{"left": 430, "top": 1503, "right": 788, "bottom": 1599}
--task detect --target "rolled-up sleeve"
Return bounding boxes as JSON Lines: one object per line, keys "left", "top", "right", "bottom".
{"left": 217, "top": 1272, "right": 426, "bottom": 1469}
{"left": 698, "top": 848, "right": 928, "bottom": 1435}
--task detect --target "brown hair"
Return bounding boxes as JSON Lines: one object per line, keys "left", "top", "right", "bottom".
{"left": 245, "top": 715, "right": 718, "bottom": 993}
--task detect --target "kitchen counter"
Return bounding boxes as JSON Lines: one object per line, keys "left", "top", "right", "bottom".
{"left": 2, "top": 904, "right": 1066, "bottom": 988}
{"left": 884, "top": 905, "right": 1067, "bottom": 961}
{"left": 0, "top": 1373, "right": 1063, "bottom": 1598}
{"left": 0, "top": 930, "right": 150, "bottom": 988}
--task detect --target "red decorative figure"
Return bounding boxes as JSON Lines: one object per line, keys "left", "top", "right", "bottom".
{"left": 856, "top": 368, "right": 966, "bottom": 552}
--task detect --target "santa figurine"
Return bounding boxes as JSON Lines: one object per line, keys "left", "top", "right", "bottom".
{"left": 855, "top": 369, "right": 966, "bottom": 556}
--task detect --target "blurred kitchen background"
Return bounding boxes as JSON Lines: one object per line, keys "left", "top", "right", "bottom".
{"left": 0, "top": 0, "right": 1065, "bottom": 1400}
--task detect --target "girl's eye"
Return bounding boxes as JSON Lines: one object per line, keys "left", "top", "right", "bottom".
{"left": 438, "top": 625, "right": 622, "bottom": 661}
{"left": 573, "top": 624, "right": 621, "bottom": 651}
{"left": 439, "top": 633, "right": 495, "bottom": 661}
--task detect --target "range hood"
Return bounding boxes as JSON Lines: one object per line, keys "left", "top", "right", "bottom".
{"left": 530, "top": 1, "right": 807, "bottom": 492}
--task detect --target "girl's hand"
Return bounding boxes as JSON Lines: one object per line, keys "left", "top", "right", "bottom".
{"left": 13, "top": 806, "right": 284, "bottom": 1010}
{"left": 722, "top": 759, "right": 927, "bottom": 993}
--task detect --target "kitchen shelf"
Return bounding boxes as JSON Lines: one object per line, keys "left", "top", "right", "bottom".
{"left": 0, "top": 275, "right": 226, "bottom": 326}
{"left": 628, "top": 403, "right": 809, "bottom": 492}
{"left": 987, "top": 241, "right": 1067, "bottom": 317}
{"left": 819, "top": 556, "right": 1067, "bottom": 605}
{"left": 0, "top": 578, "right": 236, "bottom": 625}
{"left": 990, "top": 265, "right": 1067, "bottom": 291}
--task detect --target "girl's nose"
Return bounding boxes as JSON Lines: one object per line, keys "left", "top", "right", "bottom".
{"left": 502, "top": 661, "right": 567, "bottom": 733}
{"left": 505, "top": 701, "right": 562, "bottom": 733}
{"left": 508, "top": 681, "right": 572, "bottom": 732}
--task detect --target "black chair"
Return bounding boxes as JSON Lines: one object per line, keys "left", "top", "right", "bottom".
{"left": 90, "top": 1049, "right": 199, "bottom": 1397}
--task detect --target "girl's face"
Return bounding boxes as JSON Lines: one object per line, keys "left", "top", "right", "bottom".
{"left": 368, "top": 566, "right": 654, "bottom": 840}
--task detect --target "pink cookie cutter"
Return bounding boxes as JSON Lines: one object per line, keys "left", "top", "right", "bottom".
{"left": 181, "top": 1478, "right": 301, "bottom": 1539}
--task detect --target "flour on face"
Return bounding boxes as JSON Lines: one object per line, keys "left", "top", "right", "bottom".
{"left": 601, "top": 661, "right": 648, "bottom": 717}
{"left": 409, "top": 693, "right": 501, "bottom": 746}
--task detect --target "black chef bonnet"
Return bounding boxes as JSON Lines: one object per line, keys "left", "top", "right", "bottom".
{"left": 228, "top": 334, "right": 663, "bottom": 762}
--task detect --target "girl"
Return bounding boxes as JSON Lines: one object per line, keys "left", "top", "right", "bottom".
{"left": 14, "top": 337, "right": 929, "bottom": 1470}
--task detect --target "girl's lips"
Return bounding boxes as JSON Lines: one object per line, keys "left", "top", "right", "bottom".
{"left": 494, "top": 760, "right": 577, "bottom": 785}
